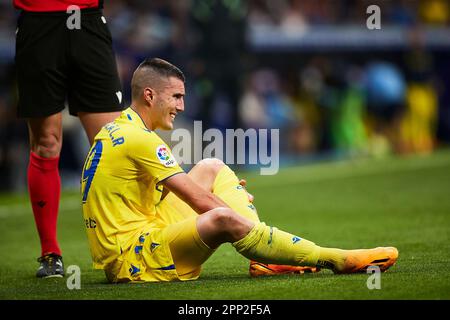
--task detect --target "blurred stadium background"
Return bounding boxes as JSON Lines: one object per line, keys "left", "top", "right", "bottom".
{"left": 0, "top": 0, "right": 450, "bottom": 191}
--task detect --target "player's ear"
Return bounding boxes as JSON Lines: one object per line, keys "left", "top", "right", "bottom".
{"left": 143, "top": 87, "right": 155, "bottom": 105}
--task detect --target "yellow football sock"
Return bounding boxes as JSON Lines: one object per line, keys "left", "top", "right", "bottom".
{"left": 212, "top": 165, "right": 260, "bottom": 223}
{"left": 317, "top": 247, "right": 347, "bottom": 271}
{"left": 232, "top": 222, "right": 320, "bottom": 266}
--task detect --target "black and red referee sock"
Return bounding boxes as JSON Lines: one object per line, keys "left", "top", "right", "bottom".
{"left": 27, "top": 152, "right": 62, "bottom": 257}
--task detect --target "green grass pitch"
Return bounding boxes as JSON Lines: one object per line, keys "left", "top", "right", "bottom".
{"left": 0, "top": 150, "right": 449, "bottom": 300}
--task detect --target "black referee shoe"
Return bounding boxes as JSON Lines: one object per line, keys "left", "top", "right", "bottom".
{"left": 36, "top": 254, "right": 64, "bottom": 278}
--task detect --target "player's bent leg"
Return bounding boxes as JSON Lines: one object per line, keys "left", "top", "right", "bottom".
{"left": 204, "top": 160, "right": 321, "bottom": 276}
{"left": 212, "top": 163, "right": 260, "bottom": 223}
{"left": 187, "top": 161, "right": 396, "bottom": 276}
{"left": 78, "top": 111, "right": 123, "bottom": 145}
{"left": 196, "top": 208, "right": 324, "bottom": 271}
{"left": 187, "top": 158, "right": 225, "bottom": 192}
{"left": 188, "top": 159, "right": 257, "bottom": 220}
{"left": 188, "top": 159, "right": 258, "bottom": 221}
{"left": 189, "top": 159, "right": 320, "bottom": 276}
{"left": 27, "top": 113, "right": 64, "bottom": 278}
{"left": 197, "top": 207, "right": 255, "bottom": 249}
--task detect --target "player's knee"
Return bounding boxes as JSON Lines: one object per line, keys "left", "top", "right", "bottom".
{"left": 197, "top": 158, "right": 225, "bottom": 176}
{"left": 209, "top": 207, "right": 234, "bottom": 228}
{"left": 208, "top": 208, "right": 249, "bottom": 242}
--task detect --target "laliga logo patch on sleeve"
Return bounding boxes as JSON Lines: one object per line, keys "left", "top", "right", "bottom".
{"left": 156, "top": 145, "right": 177, "bottom": 167}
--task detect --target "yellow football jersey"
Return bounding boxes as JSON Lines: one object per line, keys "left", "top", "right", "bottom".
{"left": 81, "top": 107, "right": 184, "bottom": 269}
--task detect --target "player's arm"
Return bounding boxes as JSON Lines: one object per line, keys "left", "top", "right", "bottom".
{"left": 161, "top": 172, "right": 230, "bottom": 214}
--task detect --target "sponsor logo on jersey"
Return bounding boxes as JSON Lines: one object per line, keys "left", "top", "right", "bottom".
{"left": 292, "top": 236, "right": 301, "bottom": 244}
{"left": 156, "top": 145, "right": 177, "bottom": 167}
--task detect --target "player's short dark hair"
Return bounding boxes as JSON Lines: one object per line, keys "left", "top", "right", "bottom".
{"left": 131, "top": 58, "right": 185, "bottom": 100}
{"left": 138, "top": 58, "right": 185, "bottom": 83}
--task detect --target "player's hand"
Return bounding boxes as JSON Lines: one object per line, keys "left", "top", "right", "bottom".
{"left": 239, "top": 179, "right": 254, "bottom": 203}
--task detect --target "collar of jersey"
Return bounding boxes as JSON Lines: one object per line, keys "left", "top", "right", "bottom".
{"left": 125, "top": 107, "right": 152, "bottom": 132}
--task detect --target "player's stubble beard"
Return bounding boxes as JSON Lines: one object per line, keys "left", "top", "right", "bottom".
{"left": 160, "top": 109, "right": 176, "bottom": 130}
{"left": 151, "top": 100, "right": 175, "bottom": 131}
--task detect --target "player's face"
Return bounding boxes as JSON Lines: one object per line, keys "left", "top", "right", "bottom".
{"left": 153, "top": 77, "right": 185, "bottom": 130}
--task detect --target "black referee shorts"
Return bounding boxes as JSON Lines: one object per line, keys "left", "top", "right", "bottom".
{"left": 15, "top": 8, "right": 125, "bottom": 118}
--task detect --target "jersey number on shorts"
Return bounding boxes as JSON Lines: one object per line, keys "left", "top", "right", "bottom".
{"left": 82, "top": 140, "right": 103, "bottom": 204}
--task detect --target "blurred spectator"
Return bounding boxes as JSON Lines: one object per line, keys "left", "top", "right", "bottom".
{"left": 399, "top": 42, "right": 439, "bottom": 154}
{"left": 330, "top": 65, "right": 368, "bottom": 155}
{"left": 239, "top": 69, "right": 296, "bottom": 153}
{"left": 288, "top": 63, "right": 324, "bottom": 154}
{"left": 420, "top": 0, "right": 449, "bottom": 25}
{"left": 189, "top": 0, "right": 247, "bottom": 130}
{"left": 400, "top": 83, "right": 438, "bottom": 154}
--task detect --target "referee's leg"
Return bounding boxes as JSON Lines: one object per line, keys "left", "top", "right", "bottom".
{"left": 27, "top": 113, "right": 64, "bottom": 271}
{"left": 28, "top": 113, "right": 62, "bottom": 158}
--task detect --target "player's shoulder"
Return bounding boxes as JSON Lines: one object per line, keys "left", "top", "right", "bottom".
{"left": 123, "top": 124, "right": 167, "bottom": 152}
{"left": 110, "top": 108, "right": 170, "bottom": 150}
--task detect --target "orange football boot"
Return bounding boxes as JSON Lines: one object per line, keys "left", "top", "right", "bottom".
{"left": 249, "top": 261, "right": 321, "bottom": 277}
{"left": 333, "top": 247, "right": 399, "bottom": 274}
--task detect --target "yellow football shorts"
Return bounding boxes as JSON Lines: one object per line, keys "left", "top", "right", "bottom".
{"left": 105, "top": 165, "right": 256, "bottom": 283}
{"left": 105, "top": 192, "right": 214, "bottom": 283}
